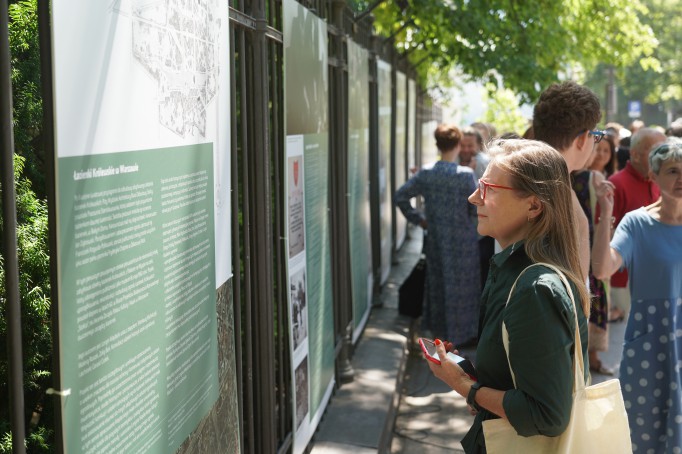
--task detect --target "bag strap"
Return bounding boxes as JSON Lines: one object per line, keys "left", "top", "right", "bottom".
{"left": 588, "top": 172, "right": 598, "bottom": 226}
{"left": 501, "top": 263, "right": 586, "bottom": 392}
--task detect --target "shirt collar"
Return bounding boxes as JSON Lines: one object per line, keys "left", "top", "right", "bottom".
{"left": 624, "top": 161, "right": 650, "bottom": 183}
{"left": 491, "top": 240, "right": 526, "bottom": 268}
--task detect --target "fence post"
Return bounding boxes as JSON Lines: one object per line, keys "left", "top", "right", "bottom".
{"left": 0, "top": 2, "right": 27, "bottom": 453}
{"left": 36, "top": 0, "right": 64, "bottom": 450}
{"left": 249, "top": 0, "right": 278, "bottom": 450}
{"left": 329, "top": 0, "right": 354, "bottom": 384}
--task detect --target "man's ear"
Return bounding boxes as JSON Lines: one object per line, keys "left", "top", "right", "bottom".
{"left": 575, "top": 130, "right": 590, "bottom": 152}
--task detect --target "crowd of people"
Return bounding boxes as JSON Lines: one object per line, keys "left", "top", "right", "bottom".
{"left": 395, "top": 81, "right": 682, "bottom": 453}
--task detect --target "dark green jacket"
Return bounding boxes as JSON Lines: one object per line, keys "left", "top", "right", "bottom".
{"left": 461, "top": 242, "right": 589, "bottom": 454}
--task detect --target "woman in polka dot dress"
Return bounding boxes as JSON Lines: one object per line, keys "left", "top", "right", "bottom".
{"left": 593, "top": 139, "right": 682, "bottom": 453}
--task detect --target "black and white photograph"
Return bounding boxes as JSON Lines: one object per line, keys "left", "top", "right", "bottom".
{"left": 294, "top": 357, "right": 309, "bottom": 430}
{"left": 290, "top": 267, "right": 308, "bottom": 351}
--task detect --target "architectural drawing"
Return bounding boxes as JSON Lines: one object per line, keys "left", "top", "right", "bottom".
{"left": 131, "top": 0, "right": 221, "bottom": 138}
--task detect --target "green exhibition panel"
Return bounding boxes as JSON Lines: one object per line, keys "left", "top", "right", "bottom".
{"left": 408, "top": 79, "right": 417, "bottom": 173}
{"left": 347, "top": 39, "right": 373, "bottom": 340}
{"left": 377, "top": 59, "right": 393, "bottom": 284}
{"left": 50, "top": 1, "right": 235, "bottom": 452}
{"left": 283, "top": 0, "right": 335, "bottom": 452}
{"left": 302, "top": 132, "right": 335, "bottom": 416}
{"left": 57, "top": 146, "right": 218, "bottom": 453}
{"left": 395, "top": 71, "right": 408, "bottom": 249}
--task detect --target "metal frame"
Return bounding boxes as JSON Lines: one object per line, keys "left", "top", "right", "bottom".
{"left": 229, "top": 0, "right": 289, "bottom": 451}
{"left": 1, "top": 1, "right": 441, "bottom": 453}
{"left": 1, "top": 2, "right": 26, "bottom": 453}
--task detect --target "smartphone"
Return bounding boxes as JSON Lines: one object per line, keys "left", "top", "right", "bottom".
{"left": 418, "top": 338, "right": 477, "bottom": 380}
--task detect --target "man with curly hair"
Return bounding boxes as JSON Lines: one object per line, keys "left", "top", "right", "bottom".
{"left": 533, "top": 81, "right": 602, "bottom": 282}
{"left": 533, "top": 81, "right": 616, "bottom": 375}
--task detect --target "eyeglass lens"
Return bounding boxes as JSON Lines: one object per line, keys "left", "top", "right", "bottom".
{"left": 592, "top": 131, "right": 604, "bottom": 143}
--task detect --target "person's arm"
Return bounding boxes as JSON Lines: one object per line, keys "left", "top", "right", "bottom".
{"left": 609, "top": 178, "right": 626, "bottom": 226}
{"left": 501, "top": 276, "right": 579, "bottom": 437}
{"left": 427, "top": 341, "right": 508, "bottom": 419}
{"left": 591, "top": 179, "right": 623, "bottom": 280}
{"left": 589, "top": 171, "right": 605, "bottom": 224}
{"left": 394, "top": 174, "right": 426, "bottom": 228}
{"left": 428, "top": 275, "right": 579, "bottom": 437}
{"left": 570, "top": 193, "right": 590, "bottom": 282}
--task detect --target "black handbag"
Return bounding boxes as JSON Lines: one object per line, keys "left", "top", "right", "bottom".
{"left": 398, "top": 257, "right": 426, "bottom": 318}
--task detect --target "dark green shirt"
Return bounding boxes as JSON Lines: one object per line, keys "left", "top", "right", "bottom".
{"left": 461, "top": 242, "right": 589, "bottom": 454}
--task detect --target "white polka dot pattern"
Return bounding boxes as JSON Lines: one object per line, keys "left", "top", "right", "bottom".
{"left": 619, "top": 298, "right": 682, "bottom": 452}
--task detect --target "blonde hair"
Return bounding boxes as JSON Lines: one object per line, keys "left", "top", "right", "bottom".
{"left": 489, "top": 139, "right": 590, "bottom": 316}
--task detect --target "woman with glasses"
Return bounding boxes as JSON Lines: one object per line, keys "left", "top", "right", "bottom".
{"left": 588, "top": 132, "right": 618, "bottom": 179}
{"left": 395, "top": 123, "right": 480, "bottom": 347}
{"left": 425, "top": 139, "right": 590, "bottom": 453}
{"left": 592, "top": 139, "right": 682, "bottom": 452}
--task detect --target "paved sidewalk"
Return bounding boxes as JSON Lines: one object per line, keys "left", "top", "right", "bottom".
{"left": 390, "top": 344, "right": 475, "bottom": 453}
{"left": 310, "top": 225, "right": 627, "bottom": 453}
{"left": 309, "top": 227, "right": 423, "bottom": 453}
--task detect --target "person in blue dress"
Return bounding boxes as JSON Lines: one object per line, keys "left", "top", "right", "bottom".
{"left": 395, "top": 123, "right": 480, "bottom": 346}
{"left": 593, "top": 139, "right": 682, "bottom": 453}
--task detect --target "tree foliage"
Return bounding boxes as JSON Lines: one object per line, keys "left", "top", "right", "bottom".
{"left": 0, "top": 155, "right": 54, "bottom": 453}
{"left": 2, "top": 1, "right": 54, "bottom": 450}
{"left": 615, "top": 0, "right": 682, "bottom": 106}
{"left": 580, "top": 0, "right": 682, "bottom": 124}
{"left": 481, "top": 83, "right": 529, "bottom": 136}
{"left": 358, "top": 0, "right": 657, "bottom": 104}
{"left": 8, "top": 0, "right": 44, "bottom": 198}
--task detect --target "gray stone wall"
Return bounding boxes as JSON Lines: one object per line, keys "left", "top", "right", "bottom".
{"left": 176, "top": 280, "right": 241, "bottom": 454}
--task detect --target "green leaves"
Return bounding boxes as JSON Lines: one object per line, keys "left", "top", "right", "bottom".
{"left": 8, "top": 0, "right": 44, "bottom": 198}
{"left": 370, "top": 0, "right": 656, "bottom": 103}
{"left": 0, "top": 154, "right": 53, "bottom": 452}
{"left": 620, "top": 0, "right": 682, "bottom": 105}
{"left": 580, "top": 0, "right": 682, "bottom": 120}
{"left": 482, "top": 83, "right": 530, "bottom": 135}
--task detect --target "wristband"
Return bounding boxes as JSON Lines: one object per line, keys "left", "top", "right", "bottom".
{"left": 467, "top": 382, "right": 483, "bottom": 411}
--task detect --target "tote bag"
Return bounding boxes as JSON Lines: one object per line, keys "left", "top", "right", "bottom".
{"left": 482, "top": 263, "right": 632, "bottom": 454}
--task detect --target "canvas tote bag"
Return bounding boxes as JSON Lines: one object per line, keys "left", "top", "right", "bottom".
{"left": 482, "top": 263, "right": 632, "bottom": 454}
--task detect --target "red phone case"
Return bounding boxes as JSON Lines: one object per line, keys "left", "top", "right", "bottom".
{"left": 418, "top": 338, "right": 442, "bottom": 365}
{"left": 419, "top": 337, "right": 478, "bottom": 380}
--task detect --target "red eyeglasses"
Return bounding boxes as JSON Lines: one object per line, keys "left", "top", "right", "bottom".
{"left": 478, "top": 179, "right": 515, "bottom": 201}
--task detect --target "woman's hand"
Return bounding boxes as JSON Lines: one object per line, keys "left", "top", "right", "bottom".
{"left": 591, "top": 177, "right": 623, "bottom": 280}
{"left": 593, "top": 178, "right": 615, "bottom": 214}
{"left": 425, "top": 339, "right": 508, "bottom": 419}
{"left": 425, "top": 339, "right": 472, "bottom": 395}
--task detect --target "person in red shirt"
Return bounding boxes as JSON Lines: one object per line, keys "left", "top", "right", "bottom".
{"left": 606, "top": 127, "right": 666, "bottom": 320}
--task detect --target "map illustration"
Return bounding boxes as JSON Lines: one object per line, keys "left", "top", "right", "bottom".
{"left": 131, "top": 0, "right": 221, "bottom": 138}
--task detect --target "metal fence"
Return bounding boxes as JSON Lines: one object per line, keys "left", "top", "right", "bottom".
{"left": 227, "top": 1, "right": 440, "bottom": 452}
{"left": 0, "top": 0, "right": 441, "bottom": 453}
